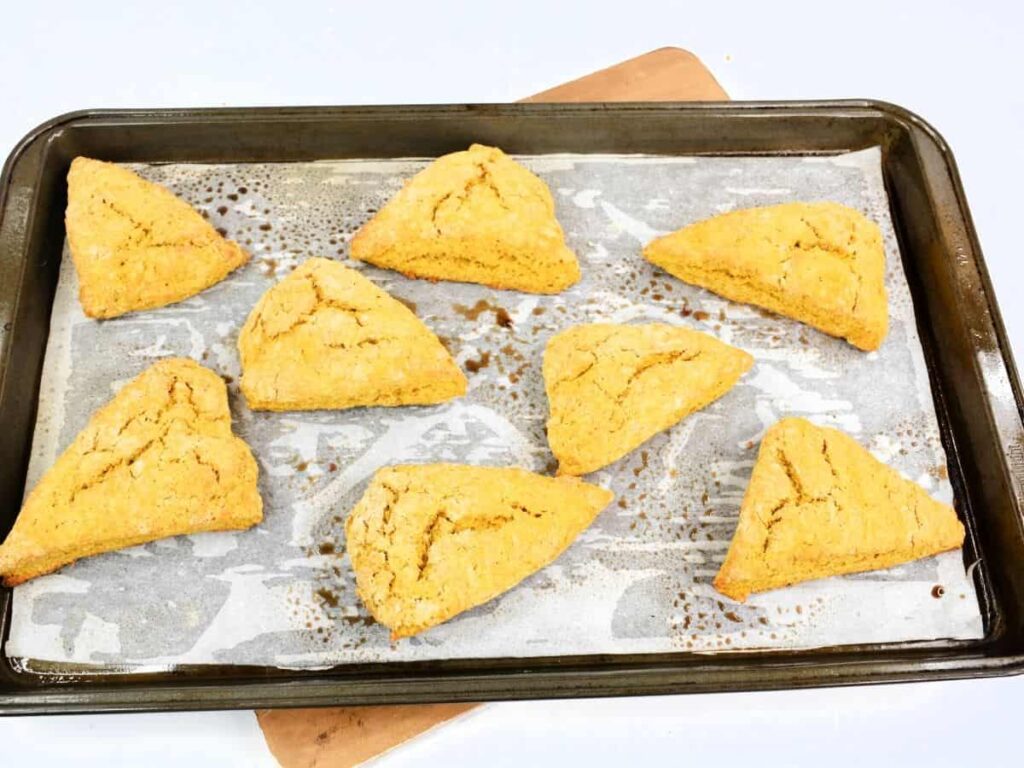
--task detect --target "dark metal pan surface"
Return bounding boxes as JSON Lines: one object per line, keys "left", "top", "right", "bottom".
{"left": 0, "top": 101, "right": 1021, "bottom": 714}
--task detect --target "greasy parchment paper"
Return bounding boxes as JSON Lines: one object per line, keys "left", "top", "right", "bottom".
{"left": 6, "top": 148, "right": 983, "bottom": 671}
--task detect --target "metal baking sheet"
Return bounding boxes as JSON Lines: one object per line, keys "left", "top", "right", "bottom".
{"left": 0, "top": 102, "right": 1020, "bottom": 713}
{"left": 4, "top": 147, "right": 982, "bottom": 670}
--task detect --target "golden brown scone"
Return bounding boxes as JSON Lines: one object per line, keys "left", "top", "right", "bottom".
{"left": 351, "top": 144, "right": 580, "bottom": 293}
{"left": 238, "top": 258, "right": 466, "bottom": 411}
{"left": 345, "top": 464, "right": 614, "bottom": 638}
{"left": 643, "top": 202, "right": 888, "bottom": 351}
{"left": 544, "top": 323, "right": 753, "bottom": 476}
{"left": 713, "top": 418, "right": 964, "bottom": 602}
{"left": 65, "top": 157, "right": 249, "bottom": 319}
{"left": 0, "top": 358, "right": 262, "bottom": 586}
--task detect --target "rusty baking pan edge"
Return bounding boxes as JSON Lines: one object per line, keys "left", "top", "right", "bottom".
{"left": 0, "top": 101, "right": 1022, "bottom": 714}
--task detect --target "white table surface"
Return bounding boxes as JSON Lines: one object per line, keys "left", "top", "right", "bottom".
{"left": 2, "top": 1, "right": 1021, "bottom": 765}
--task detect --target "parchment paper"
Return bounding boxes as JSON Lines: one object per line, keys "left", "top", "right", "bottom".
{"left": 6, "top": 148, "right": 983, "bottom": 671}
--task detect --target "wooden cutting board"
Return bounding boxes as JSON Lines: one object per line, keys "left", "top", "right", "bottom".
{"left": 257, "top": 46, "right": 727, "bottom": 768}
{"left": 524, "top": 47, "right": 727, "bottom": 103}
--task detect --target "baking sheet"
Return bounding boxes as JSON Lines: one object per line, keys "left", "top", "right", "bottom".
{"left": 5, "top": 148, "right": 983, "bottom": 670}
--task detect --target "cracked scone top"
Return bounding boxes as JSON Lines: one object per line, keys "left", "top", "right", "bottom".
{"left": 544, "top": 323, "right": 753, "bottom": 475}
{"left": 643, "top": 202, "right": 888, "bottom": 351}
{"left": 350, "top": 144, "right": 580, "bottom": 293}
{"left": 0, "top": 358, "right": 262, "bottom": 586}
{"left": 66, "top": 157, "right": 250, "bottom": 319}
{"left": 713, "top": 418, "right": 964, "bottom": 602}
{"left": 238, "top": 257, "right": 466, "bottom": 411}
{"left": 345, "top": 464, "right": 614, "bottom": 638}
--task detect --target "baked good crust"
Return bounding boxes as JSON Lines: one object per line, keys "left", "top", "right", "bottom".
{"left": 0, "top": 358, "right": 262, "bottom": 586}
{"left": 238, "top": 258, "right": 466, "bottom": 411}
{"left": 713, "top": 417, "right": 964, "bottom": 601}
{"left": 544, "top": 323, "right": 753, "bottom": 475}
{"left": 66, "top": 157, "right": 249, "bottom": 319}
{"left": 351, "top": 144, "right": 580, "bottom": 293}
{"left": 345, "top": 464, "right": 614, "bottom": 638}
{"left": 643, "top": 202, "right": 888, "bottom": 351}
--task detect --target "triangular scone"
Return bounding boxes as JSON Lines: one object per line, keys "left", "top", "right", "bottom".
{"left": 713, "top": 418, "right": 964, "bottom": 602}
{"left": 0, "top": 359, "right": 262, "bottom": 586}
{"left": 66, "top": 157, "right": 249, "bottom": 318}
{"left": 643, "top": 202, "right": 888, "bottom": 351}
{"left": 346, "top": 464, "right": 613, "bottom": 638}
{"left": 544, "top": 323, "right": 753, "bottom": 476}
{"left": 351, "top": 144, "right": 580, "bottom": 293}
{"left": 238, "top": 258, "right": 466, "bottom": 411}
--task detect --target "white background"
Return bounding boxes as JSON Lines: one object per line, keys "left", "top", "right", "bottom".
{"left": 1, "top": 1, "right": 1021, "bottom": 765}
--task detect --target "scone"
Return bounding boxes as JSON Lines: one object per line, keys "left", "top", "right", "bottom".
{"left": 66, "top": 157, "right": 249, "bottom": 318}
{"left": 643, "top": 202, "right": 888, "bottom": 351}
{"left": 0, "top": 358, "right": 262, "bottom": 586}
{"left": 544, "top": 323, "right": 753, "bottom": 475}
{"left": 713, "top": 418, "right": 964, "bottom": 601}
{"left": 345, "top": 464, "right": 614, "bottom": 638}
{"left": 351, "top": 144, "right": 580, "bottom": 293}
{"left": 238, "top": 258, "right": 466, "bottom": 411}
